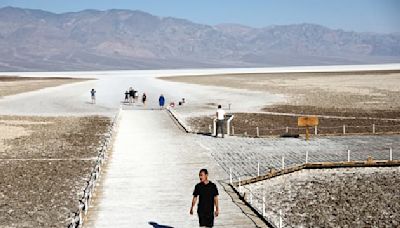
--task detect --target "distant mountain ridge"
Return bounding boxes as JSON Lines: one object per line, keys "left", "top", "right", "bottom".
{"left": 0, "top": 6, "right": 399, "bottom": 71}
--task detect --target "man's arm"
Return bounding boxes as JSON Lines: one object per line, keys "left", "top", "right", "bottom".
{"left": 190, "top": 196, "right": 197, "bottom": 215}
{"left": 214, "top": 196, "right": 219, "bottom": 217}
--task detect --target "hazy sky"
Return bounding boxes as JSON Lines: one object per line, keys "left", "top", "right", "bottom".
{"left": 1, "top": 0, "right": 399, "bottom": 33}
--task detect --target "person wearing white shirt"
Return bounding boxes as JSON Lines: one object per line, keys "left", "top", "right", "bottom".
{"left": 215, "top": 105, "right": 226, "bottom": 138}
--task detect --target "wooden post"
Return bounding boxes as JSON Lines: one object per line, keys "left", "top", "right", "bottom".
{"left": 279, "top": 210, "right": 283, "bottom": 228}
{"left": 343, "top": 125, "right": 346, "bottom": 135}
{"left": 232, "top": 126, "right": 235, "bottom": 135}
{"left": 281, "top": 156, "right": 285, "bottom": 170}
{"left": 256, "top": 127, "right": 260, "bottom": 137}
{"left": 390, "top": 148, "right": 393, "bottom": 161}
{"left": 286, "top": 126, "right": 289, "bottom": 133}
{"left": 306, "top": 127, "right": 310, "bottom": 141}
{"left": 315, "top": 126, "right": 318, "bottom": 135}
{"left": 372, "top": 124, "right": 376, "bottom": 134}
{"left": 209, "top": 124, "right": 212, "bottom": 134}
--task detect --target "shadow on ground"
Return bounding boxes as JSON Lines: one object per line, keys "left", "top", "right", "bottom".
{"left": 148, "top": 221, "right": 174, "bottom": 228}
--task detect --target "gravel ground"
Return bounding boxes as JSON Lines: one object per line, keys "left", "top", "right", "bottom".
{"left": 241, "top": 167, "right": 400, "bottom": 228}
{"left": 0, "top": 115, "right": 111, "bottom": 227}
{"left": 187, "top": 111, "right": 400, "bottom": 136}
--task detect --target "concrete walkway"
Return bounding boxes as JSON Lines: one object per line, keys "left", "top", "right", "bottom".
{"left": 84, "top": 110, "right": 257, "bottom": 227}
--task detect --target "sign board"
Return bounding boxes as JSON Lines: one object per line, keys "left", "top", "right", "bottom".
{"left": 298, "top": 116, "right": 319, "bottom": 127}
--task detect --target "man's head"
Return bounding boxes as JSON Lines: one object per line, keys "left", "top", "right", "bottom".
{"left": 217, "top": 105, "right": 222, "bottom": 109}
{"left": 199, "top": 169, "right": 208, "bottom": 183}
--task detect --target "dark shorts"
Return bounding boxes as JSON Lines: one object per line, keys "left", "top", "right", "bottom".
{"left": 198, "top": 213, "right": 214, "bottom": 227}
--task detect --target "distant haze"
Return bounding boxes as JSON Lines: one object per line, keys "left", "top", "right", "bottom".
{"left": 0, "top": 7, "right": 399, "bottom": 72}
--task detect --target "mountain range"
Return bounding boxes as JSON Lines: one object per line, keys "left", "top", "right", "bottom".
{"left": 0, "top": 6, "right": 399, "bottom": 71}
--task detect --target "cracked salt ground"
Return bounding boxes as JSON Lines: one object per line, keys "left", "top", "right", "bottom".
{"left": 84, "top": 110, "right": 258, "bottom": 228}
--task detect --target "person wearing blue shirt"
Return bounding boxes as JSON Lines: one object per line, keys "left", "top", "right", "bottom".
{"left": 159, "top": 94, "right": 165, "bottom": 109}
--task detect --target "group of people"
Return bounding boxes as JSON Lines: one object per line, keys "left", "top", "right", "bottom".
{"left": 89, "top": 88, "right": 168, "bottom": 109}
{"left": 124, "top": 87, "right": 147, "bottom": 106}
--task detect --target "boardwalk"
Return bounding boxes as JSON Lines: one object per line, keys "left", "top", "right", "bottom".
{"left": 85, "top": 110, "right": 258, "bottom": 228}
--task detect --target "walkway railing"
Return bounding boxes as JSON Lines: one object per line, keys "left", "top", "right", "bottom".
{"left": 226, "top": 149, "right": 400, "bottom": 228}
{"left": 228, "top": 124, "right": 400, "bottom": 137}
{"left": 67, "top": 106, "right": 122, "bottom": 228}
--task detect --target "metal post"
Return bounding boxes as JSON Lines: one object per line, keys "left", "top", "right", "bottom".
{"left": 232, "top": 126, "right": 235, "bottom": 135}
{"left": 256, "top": 127, "right": 260, "bottom": 137}
{"left": 372, "top": 124, "right": 375, "bottom": 134}
{"left": 250, "top": 189, "right": 253, "bottom": 205}
{"left": 209, "top": 124, "right": 212, "bottom": 134}
{"left": 257, "top": 162, "right": 260, "bottom": 176}
{"left": 315, "top": 126, "right": 318, "bottom": 135}
{"left": 347, "top": 149, "right": 351, "bottom": 162}
{"left": 79, "top": 211, "right": 83, "bottom": 226}
{"left": 213, "top": 119, "right": 217, "bottom": 136}
{"left": 227, "top": 115, "right": 234, "bottom": 136}
{"left": 238, "top": 177, "right": 242, "bottom": 194}
{"left": 390, "top": 148, "right": 393, "bottom": 161}
{"left": 343, "top": 125, "right": 346, "bottom": 134}
{"left": 282, "top": 156, "right": 285, "bottom": 170}
{"left": 306, "top": 151, "right": 309, "bottom": 163}
{"left": 286, "top": 126, "right": 289, "bottom": 133}
{"left": 262, "top": 195, "right": 266, "bottom": 216}
{"left": 279, "top": 210, "right": 283, "bottom": 228}
{"left": 229, "top": 168, "right": 233, "bottom": 185}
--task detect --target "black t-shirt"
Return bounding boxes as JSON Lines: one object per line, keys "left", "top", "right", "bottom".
{"left": 193, "top": 181, "right": 219, "bottom": 215}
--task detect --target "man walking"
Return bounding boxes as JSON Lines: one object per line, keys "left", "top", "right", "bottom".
{"left": 215, "top": 105, "right": 225, "bottom": 138}
{"left": 190, "top": 169, "right": 219, "bottom": 227}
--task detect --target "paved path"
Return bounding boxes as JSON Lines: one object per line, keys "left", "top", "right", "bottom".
{"left": 85, "top": 110, "right": 258, "bottom": 228}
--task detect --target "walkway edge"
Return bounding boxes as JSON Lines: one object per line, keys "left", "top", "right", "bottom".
{"left": 167, "top": 107, "right": 192, "bottom": 133}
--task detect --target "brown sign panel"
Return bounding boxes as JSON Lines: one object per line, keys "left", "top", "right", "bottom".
{"left": 298, "top": 116, "right": 319, "bottom": 127}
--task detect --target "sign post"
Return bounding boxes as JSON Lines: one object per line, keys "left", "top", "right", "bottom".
{"left": 298, "top": 116, "right": 319, "bottom": 141}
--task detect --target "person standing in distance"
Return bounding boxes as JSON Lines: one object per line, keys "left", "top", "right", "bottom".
{"left": 142, "top": 93, "right": 147, "bottom": 107}
{"left": 90, "top": 89, "right": 96, "bottom": 104}
{"left": 158, "top": 94, "right": 165, "bottom": 109}
{"left": 215, "top": 105, "right": 225, "bottom": 138}
{"left": 190, "top": 169, "right": 219, "bottom": 227}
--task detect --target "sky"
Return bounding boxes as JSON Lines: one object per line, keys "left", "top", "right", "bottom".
{"left": 0, "top": 0, "right": 399, "bottom": 34}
